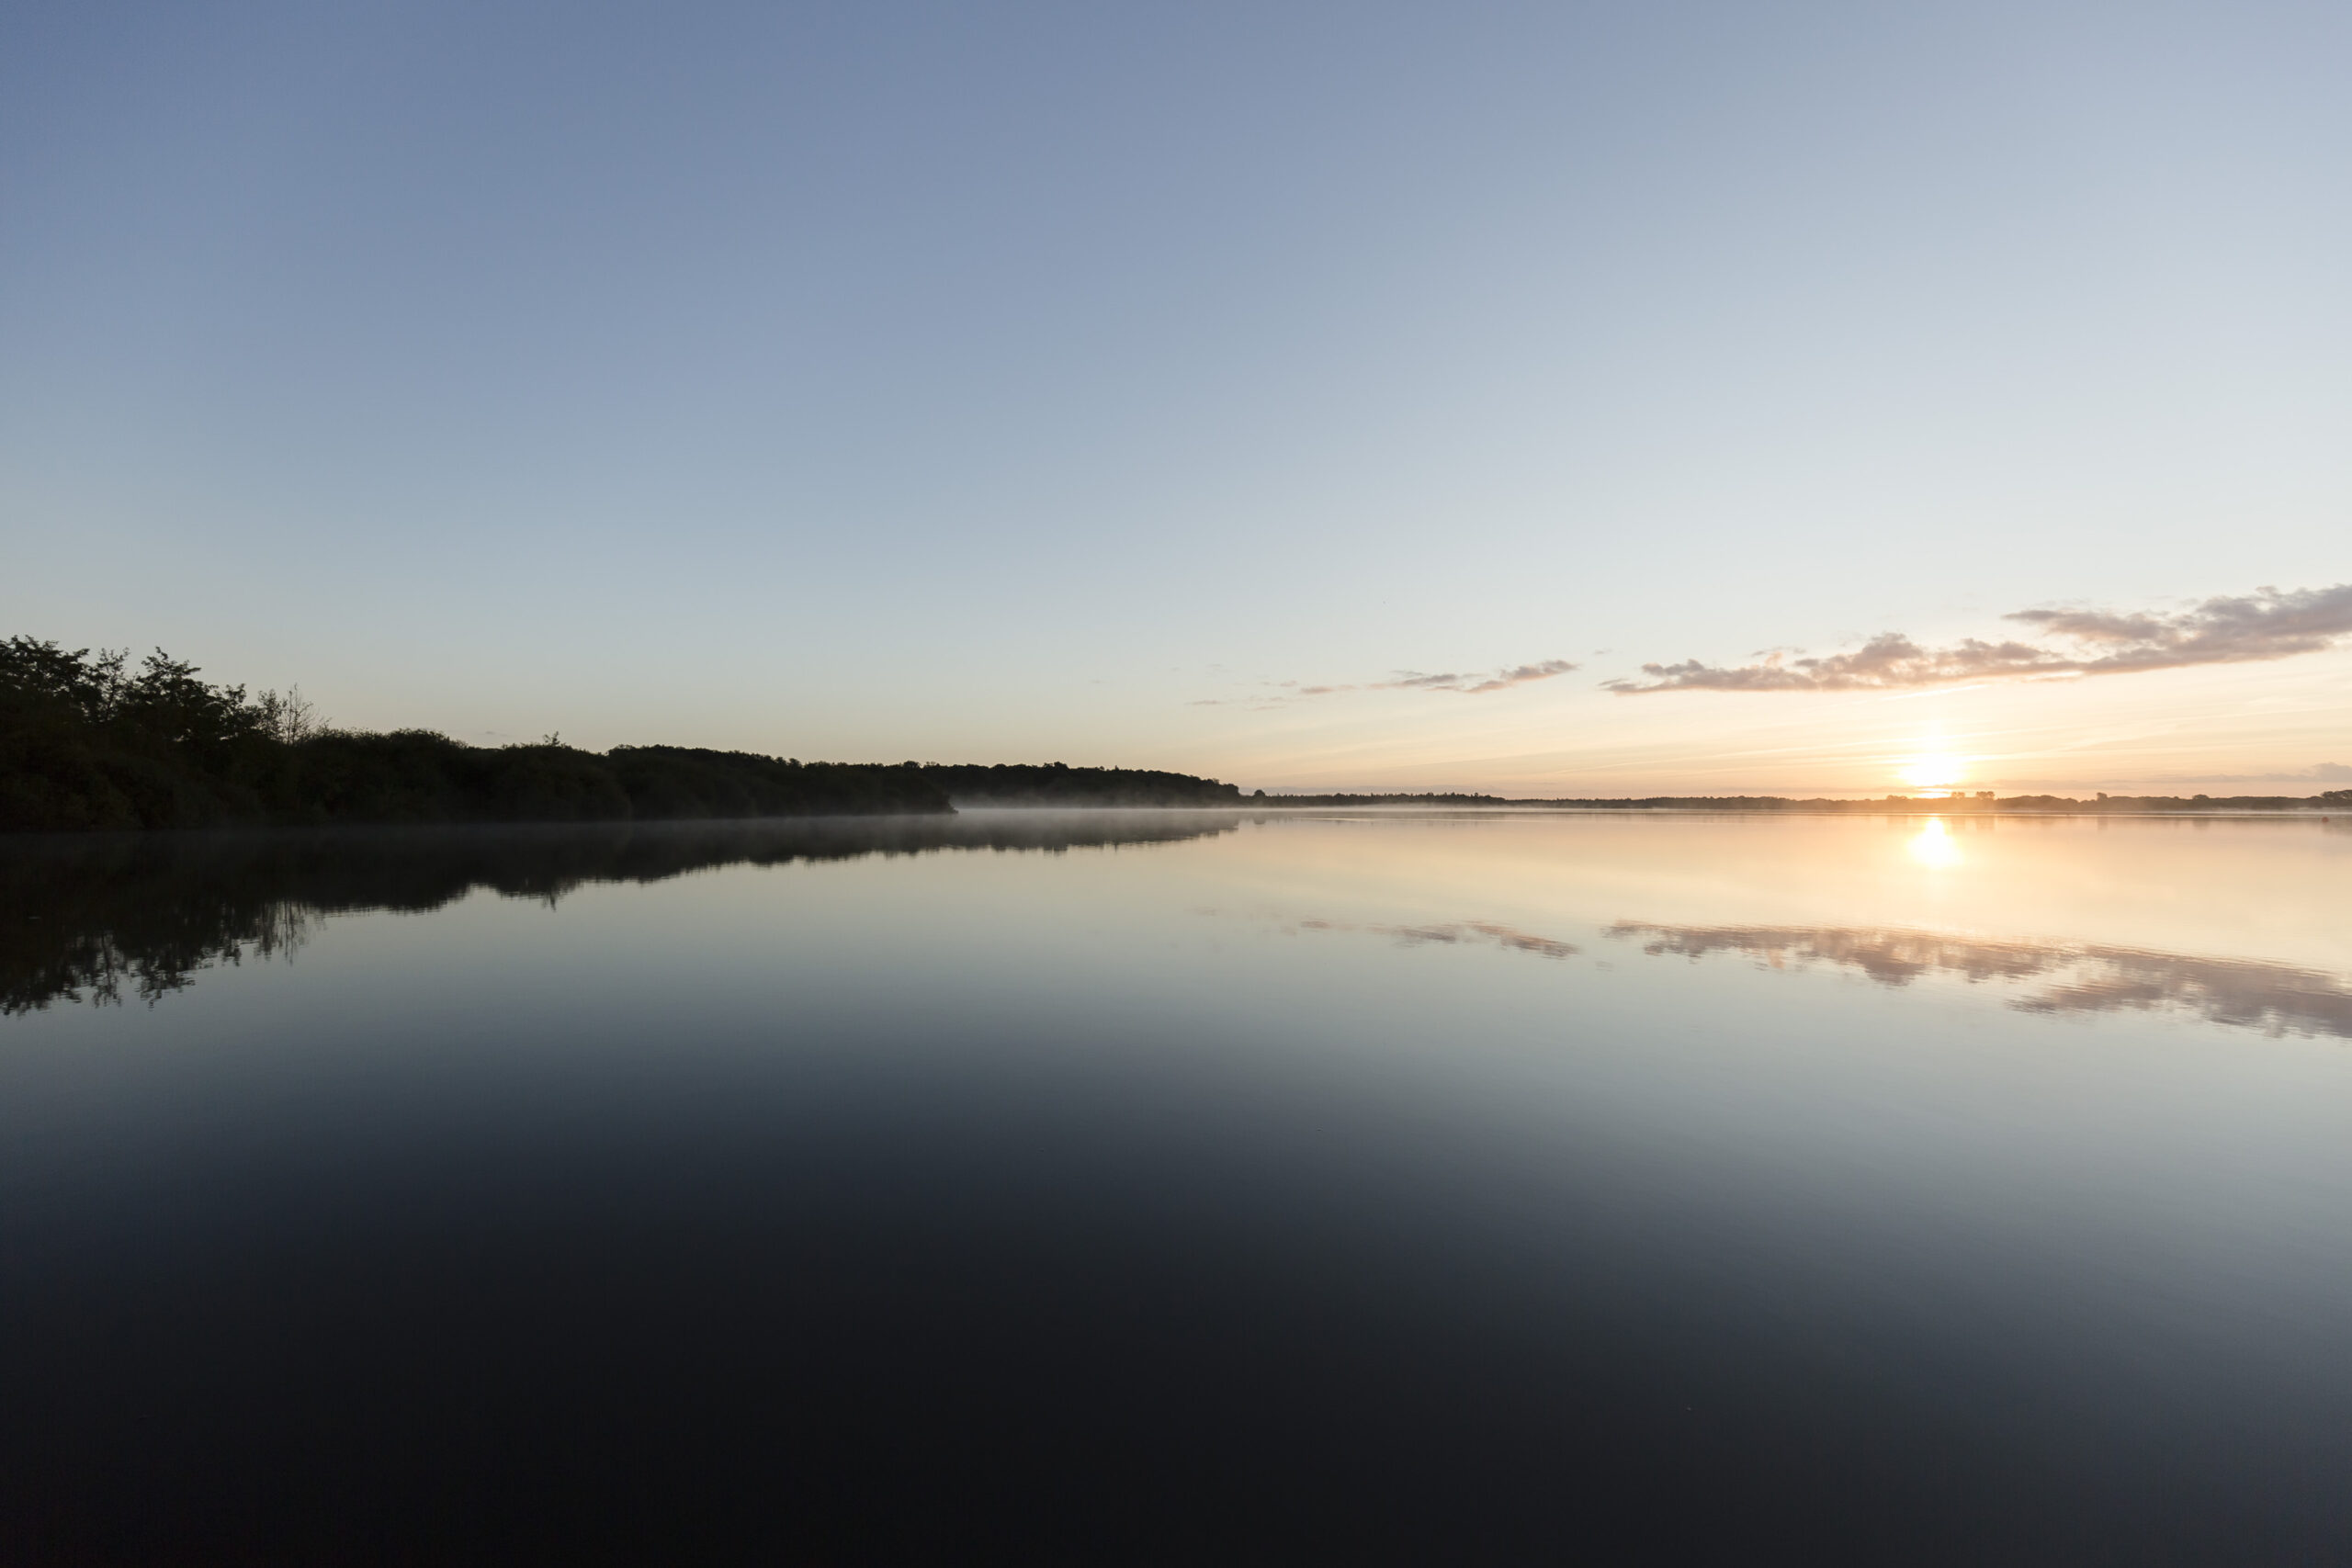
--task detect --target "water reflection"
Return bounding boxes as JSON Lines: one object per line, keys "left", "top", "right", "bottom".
{"left": 0, "top": 813, "right": 1239, "bottom": 1013}
{"left": 7, "top": 811, "right": 2352, "bottom": 1560}
{"left": 1906, "top": 816, "right": 1963, "bottom": 868}
{"left": 1611, "top": 922, "right": 2352, "bottom": 1039}
{"left": 1295, "top": 919, "right": 1581, "bottom": 959}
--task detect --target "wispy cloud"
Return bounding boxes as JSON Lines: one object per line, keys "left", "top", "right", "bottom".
{"left": 1379, "top": 660, "right": 1578, "bottom": 694}
{"left": 1607, "top": 582, "right": 2352, "bottom": 694}
{"left": 1193, "top": 659, "right": 1577, "bottom": 707}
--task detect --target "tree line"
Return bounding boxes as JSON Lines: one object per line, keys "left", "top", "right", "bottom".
{"left": 918, "top": 761, "right": 1243, "bottom": 807}
{"left": 18, "top": 635, "right": 2330, "bottom": 832}
{"left": 0, "top": 637, "right": 1259, "bottom": 831}
{"left": 1252, "top": 791, "right": 2352, "bottom": 813}
{"left": 0, "top": 637, "right": 955, "bottom": 829}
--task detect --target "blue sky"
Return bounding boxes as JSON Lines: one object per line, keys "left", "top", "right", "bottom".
{"left": 5, "top": 1, "right": 2347, "bottom": 793}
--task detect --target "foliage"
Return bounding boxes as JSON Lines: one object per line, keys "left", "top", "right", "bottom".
{"left": 922, "top": 761, "right": 1243, "bottom": 807}
{"left": 0, "top": 637, "right": 951, "bottom": 831}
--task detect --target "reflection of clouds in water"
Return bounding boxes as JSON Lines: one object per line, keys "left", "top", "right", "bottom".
{"left": 1295, "top": 919, "right": 1580, "bottom": 960}
{"left": 1611, "top": 923, "right": 2352, "bottom": 1040}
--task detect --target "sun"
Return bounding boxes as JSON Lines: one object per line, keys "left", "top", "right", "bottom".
{"left": 1899, "top": 754, "right": 1966, "bottom": 791}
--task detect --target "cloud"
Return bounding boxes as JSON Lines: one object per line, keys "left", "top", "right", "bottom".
{"left": 1376, "top": 659, "right": 1577, "bottom": 694}
{"left": 1607, "top": 582, "right": 2352, "bottom": 694}
{"left": 1196, "top": 659, "right": 1576, "bottom": 708}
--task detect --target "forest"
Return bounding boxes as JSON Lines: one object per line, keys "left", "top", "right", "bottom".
{"left": 0, "top": 637, "right": 950, "bottom": 830}
{"left": 920, "top": 762, "right": 1243, "bottom": 807}
{"left": 0, "top": 637, "right": 1259, "bottom": 831}
{"left": 8, "top": 637, "right": 2340, "bottom": 832}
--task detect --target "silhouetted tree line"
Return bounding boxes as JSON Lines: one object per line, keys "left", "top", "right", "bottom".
{"left": 1258, "top": 791, "right": 2352, "bottom": 813}
{"left": 15, "top": 636, "right": 2338, "bottom": 832}
{"left": 922, "top": 761, "right": 1244, "bottom": 807}
{"left": 0, "top": 638, "right": 1274, "bottom": 831}
{"left": 1243, "top": 793, "right": 1506, "bottom": 807}
{"left": 1562, "top": 792, "right": 2352, "bottom": 814}
{"left": 0, "top": 814, "right": 1243, "bottom": 1013}
{"left": 0, "top": 637, "right": 958, "bottom": 829}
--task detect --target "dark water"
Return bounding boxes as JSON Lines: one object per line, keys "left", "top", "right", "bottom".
{"left": 5, "top": 811, "right": 2349, "bottom": 1562}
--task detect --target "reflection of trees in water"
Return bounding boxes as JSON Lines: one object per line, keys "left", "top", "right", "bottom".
{"left": 1, "top": 814, "right": 1242, "bottom": 1014}
{"left": 8, "top": 892, "right": 317, "bottom": 1012}
{"left": 1610, "top": 923, "right": 2352, "bottom": 1040}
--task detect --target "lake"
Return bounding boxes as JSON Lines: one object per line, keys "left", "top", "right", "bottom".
{"left": 5, "top": 810, "right": 2349, "bottom": 1562}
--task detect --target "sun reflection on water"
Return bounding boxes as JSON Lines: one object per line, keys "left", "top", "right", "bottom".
{"left": 1907, "top": 817, "right": 1962, "bottom": 869}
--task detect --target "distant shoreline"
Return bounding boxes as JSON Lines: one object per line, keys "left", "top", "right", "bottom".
{"left": 951, "top": 800, "right": 2348, "bottom": 818}
{"left": 8, "top": 637, "right": 2345, "bottom": 832}
{"left": 1195, "top": 792, "right": 2350, "bottom": 816}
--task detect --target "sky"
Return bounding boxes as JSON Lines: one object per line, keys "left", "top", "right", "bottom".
{"left": 4, "top": 0, "right": 2347, "bottom": 795}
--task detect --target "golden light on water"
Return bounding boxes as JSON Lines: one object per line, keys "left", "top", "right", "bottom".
{"left": 1907, "top": 817, "right": 1962, "bottom": 868}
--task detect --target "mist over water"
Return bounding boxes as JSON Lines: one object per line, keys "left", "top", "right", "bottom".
{"left": 5, "top": 811, "right": 2349, "bottom": 1561}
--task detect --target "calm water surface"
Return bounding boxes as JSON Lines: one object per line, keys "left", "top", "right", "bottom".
{"left": 5, "top": 811, "right": 2349, "bottom": 1562}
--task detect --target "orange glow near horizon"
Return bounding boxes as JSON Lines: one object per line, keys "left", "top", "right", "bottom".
{"left": 1899, "top": 753, "right": 1968, "bottom": 790}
